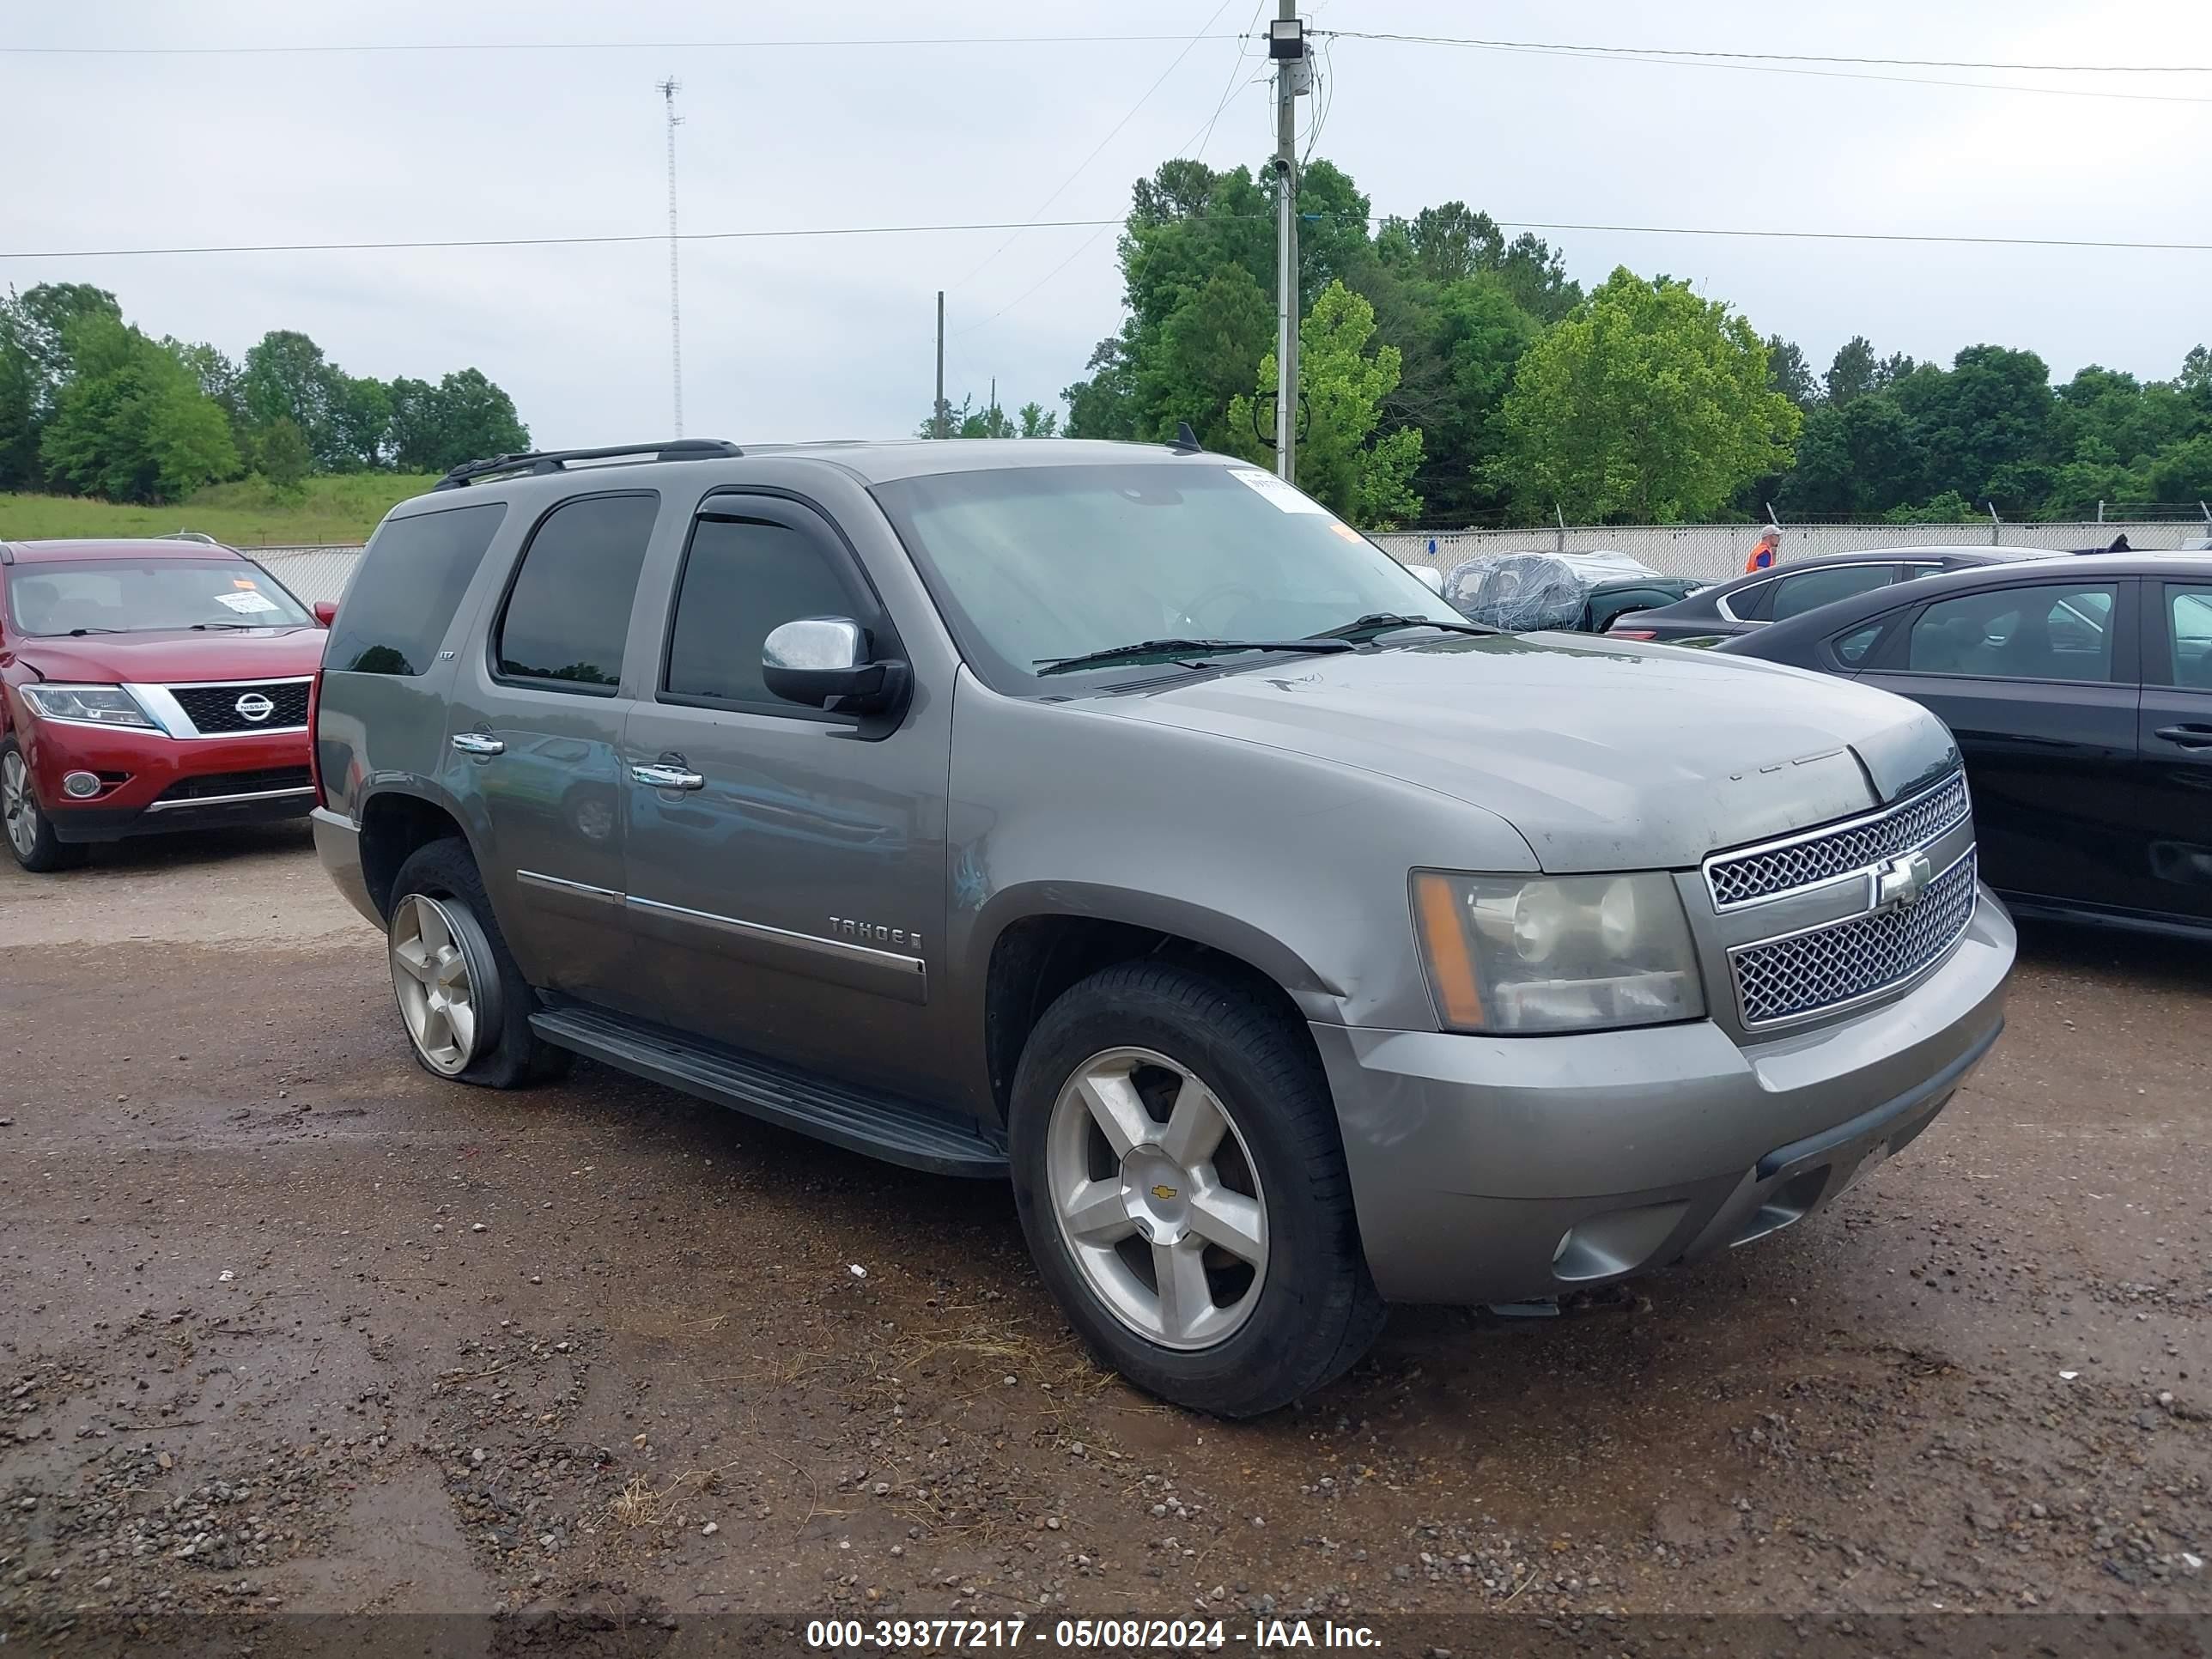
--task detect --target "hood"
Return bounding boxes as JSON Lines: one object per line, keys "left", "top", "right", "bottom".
{"left": 1080, "top": 635, "right": 1960, "bottom": 872}
{"left": 11, "top": 626, "right": 325, "bottom": 685}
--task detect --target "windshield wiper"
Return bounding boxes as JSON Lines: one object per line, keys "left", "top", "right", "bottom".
{"left": 1036, "top": 636, "right": 1355, "bottom": 676}
{"left": 1310, "top": 611, "right": 1495, "bottom": 642}
{"left": 64, "top": 627, "right": 128, "bottom": 635}
{"left": 190, "top": 621, "right": 264, "bottom": 630}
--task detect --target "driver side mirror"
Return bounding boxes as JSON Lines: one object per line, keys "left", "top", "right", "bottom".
{"left": 313, "top": 601, "right": 338, "bottom": 627}
{"left": 762, "top": 617, "right": 909, "bottom": 716}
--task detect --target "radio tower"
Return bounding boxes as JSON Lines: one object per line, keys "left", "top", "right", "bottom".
{"left": 658, "top": 76, "right": 684, "bottom": 437}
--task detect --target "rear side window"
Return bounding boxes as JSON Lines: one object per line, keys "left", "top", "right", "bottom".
{"left": 1771, "top": 564, "right": 1896, "bottom": 621}
{"left": 663, "top": 514, "right": 868, "bottom": 709}
{"left": 2163, "top": 586, "right": 2212, "bottom": 690}
{"left": 1724, "top": 579, "right": 1777, "bottom": 622}
{"left": 1907, "top": 582, "right": 2119, "bottom": 682}
{"left": 1832, "top": 623, "right": 1888, "bottom": 665}
{"left": 494, "top": 493, "right": 659, "bottom": 692}
{"left": 328, "top": 501, "right": 506, "bottom": 675}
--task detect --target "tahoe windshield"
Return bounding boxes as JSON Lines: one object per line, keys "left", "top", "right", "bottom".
{"left": 873, "top": 463, "right": 1467, "bottom": 690}
{"left": 5, "top": 559, "right": 313, "bottom": 636}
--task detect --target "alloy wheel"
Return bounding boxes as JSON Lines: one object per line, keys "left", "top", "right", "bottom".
{"left": 389, "top": 893, "right": 483, "bottom": 1076}
{"left": 2, "top": 752, "right": 38, "bottom": 860}
{"left": 1044, "top": 1047, "right": 1269, "bottom": 1351}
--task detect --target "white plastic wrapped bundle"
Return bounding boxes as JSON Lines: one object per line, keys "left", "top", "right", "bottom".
{"left": 1442, "top": 552, "right": 1595, "bottom": 632}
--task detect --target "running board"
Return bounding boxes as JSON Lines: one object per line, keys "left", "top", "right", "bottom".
{"left": 529, "top": 1001, "right": 1008, "bottom": 1179}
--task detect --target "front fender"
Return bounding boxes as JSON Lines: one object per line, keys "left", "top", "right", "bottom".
{"left": 943, "top": 670, "right": 1539, "bottom": 1100}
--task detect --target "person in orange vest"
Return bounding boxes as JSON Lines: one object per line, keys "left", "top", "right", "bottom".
{"left": 1744, "top": 526, "right": 1782, "bottom": 573}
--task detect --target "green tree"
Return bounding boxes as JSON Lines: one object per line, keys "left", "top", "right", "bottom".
{"left": 1373, "top": 274, "right": 1539, "bottom": 525}
{"left": 1015, "top": 400, "right": 1059, "bottom": 438}
{"left": 386, "top": 369, "right": 529, "bottom": 472}
{"left": 1495, "top": 268, "right": 1801, "bottom": 521}
{"left": 39, "top": 315, "right": 238, "bottom": 502}
{"left": 1824, "top": 335, "right": 1878, "bottom": 406}
{"left": 1778, "top": 397, "right": 1921, "bottom": 515}
{"left": 1139, "top": 266, "right": 1273, "bottom": 449}
{"left": 915, "top": 394, "right": 1014, "bottom": 439}
{"left": 331, "top": 373, "right": 393, "bottom": 469}
{"left": 241, "top": 329, "right": 343, "bottom": 465}
{"left": 1888, "top": 344, "right": 2054, "bottom": 511}
{"left": 0, "top": 283, "right": 122, "bottom": 487}
{"left": 258, "top": 416, "right": 313, "bottom": 492}
{"left": 1227, "top": 281, "right": 1424, "bottom": 527}
{"left": 1765, "top": 335, "right": 1819, "bottom": 410}
{"left": 1374, "top": 204, "right": 1580, "bottom": 323}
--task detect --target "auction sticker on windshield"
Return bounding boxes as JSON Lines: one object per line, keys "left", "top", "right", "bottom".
{"left": 1228, "top": 468, "right": 1328, "bottom": 514}
{"left": 215, "top": 590, "right": 282, "bottom": 615}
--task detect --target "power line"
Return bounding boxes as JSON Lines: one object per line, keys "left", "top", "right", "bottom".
{"left": 0, "top": 220, "right": 1128, "bottom": 260}
{"left": 6, "top": 217, "right": 2209, "bottom": 264}
{"left": 16, "top": 29, "right": 2201, "bottom": 76}
{"left": 955, "top": 16, "right": 1274, "bottom": 339}
{"left": 949, "top": 0, "right": 1238, "bottom": 293}
{"left": 1488, "top": 221, "right": 2212, "bottom": 252}
{"left": 0, "top": 33, "right": 1252, "bottom": 58}
{"left": 1193, "top": 1, "right": 1273, "bottom": 163}
{"left": 1323, "top": 30, "right": 2212, "bottom": 105}
{"left": 1321, "top": 31, "right": 2212, "bottom": 76}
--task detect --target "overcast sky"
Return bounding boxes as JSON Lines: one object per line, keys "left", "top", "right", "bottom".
{"left": 6, "top": 1, "right": 2208, "bottom": 452}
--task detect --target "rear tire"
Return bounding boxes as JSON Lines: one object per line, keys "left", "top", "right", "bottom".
{"left": 1009, "top": 961, "right": 1385, "bottom": 1418}
{"left": 2, "top": 738, "right": 88, "bottom": 873}
{"left": 386, "top": 839, "right": 572, "bottom": 1089}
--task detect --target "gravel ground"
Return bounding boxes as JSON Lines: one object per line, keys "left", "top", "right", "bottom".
{"left": 1, "top": 826, "right": 2207, "bottom": 1650}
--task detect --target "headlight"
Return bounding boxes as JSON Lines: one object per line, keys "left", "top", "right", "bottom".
{"left": 1412, "top": 871, "right": 1705, "bottom": 1034}
{"left": 19, "top": 684, "right": 158, "bottom": 730}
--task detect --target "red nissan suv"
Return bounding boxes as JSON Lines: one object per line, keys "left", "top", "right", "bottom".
{"left": 0, "top": 537, "right": 333, "bottom": 872}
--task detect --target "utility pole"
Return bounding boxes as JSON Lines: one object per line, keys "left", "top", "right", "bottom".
{"left": 659, "top": 77, "right": 684, "bottom": 437}
{"left": 1268, "top": 5, "right": 1309, "bottom": 483}
{"left": 934, "top": 291, "right": 948, "bottom": 440}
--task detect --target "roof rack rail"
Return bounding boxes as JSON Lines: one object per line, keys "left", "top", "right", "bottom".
{"left": 432, "top": 438, "right": 744, "bottom": 491}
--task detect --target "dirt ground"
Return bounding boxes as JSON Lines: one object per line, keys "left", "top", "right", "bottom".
{"left": 2, "top": 825, "right": 2208, "bottom": 1650}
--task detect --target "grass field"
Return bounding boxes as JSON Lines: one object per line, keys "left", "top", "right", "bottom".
{"left": 0, "top": 474, "right": 436, "bottom": 546}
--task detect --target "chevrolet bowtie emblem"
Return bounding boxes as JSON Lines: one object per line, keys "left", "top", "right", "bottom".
{"left": 1152, "top": 1184, "right": 1178, "bottom": 1202}
{"left": 1873, "top": 850, "right": 1935, "bottom": 915}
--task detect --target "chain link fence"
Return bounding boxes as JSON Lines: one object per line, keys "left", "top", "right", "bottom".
{"left": 248, "top": 545, "right": 367, "bottom": 606}
{"left": 241, "top": 517, "right": 2209, "bottom": 611}
{"left": 1376, "top": 520, "right": 2209, "bottom": 584}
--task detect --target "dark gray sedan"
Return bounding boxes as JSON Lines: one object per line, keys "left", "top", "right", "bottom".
{"left": 1607, "top": 546, "right": 2047, "bottom": 644}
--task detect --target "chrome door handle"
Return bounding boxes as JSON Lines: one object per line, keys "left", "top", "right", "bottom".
{"left": 630, "top": 763, "right": 705, "bottom": 791}
{"left": 451, "top": 732, "right": 505, "bottom": 757}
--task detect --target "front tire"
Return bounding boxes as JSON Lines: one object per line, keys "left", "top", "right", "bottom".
{"left": 1009, "top": 961, "right": 1385, "bottom": 1417}
{"left": 386, "top": 839, "right": 571, "bottom": 1089}
{"left": 2, "top": 738, "right": 88, "bottom": 873}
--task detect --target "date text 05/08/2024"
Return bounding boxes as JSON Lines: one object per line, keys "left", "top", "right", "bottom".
{"left": 805, "top": 1618, "right": 1382, "bottom": 1650}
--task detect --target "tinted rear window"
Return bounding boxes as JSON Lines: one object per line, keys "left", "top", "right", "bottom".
{"left": 1771, "top": 564, "right": 1895, "bottom": 620}
{"left": 494, "top": 493, "right": 659, "bottom": 691}
{"left": 329, "top": 502, "right": 507, "bottom": 675}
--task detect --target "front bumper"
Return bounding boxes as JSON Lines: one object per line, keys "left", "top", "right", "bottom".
{"left": 1317, "top": 890, "right": 2014, "bottom": 1304}
{"left": 24, "top": 719, "right": 313, "bottom": 843}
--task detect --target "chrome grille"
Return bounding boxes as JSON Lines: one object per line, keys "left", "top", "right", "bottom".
{"left": 1731, "top": 850, "right": 1978, "bottom": 1027}
{"left": 1706, "top": 772, "right": 1970, "bottom": 908}
{"left": 165, "top": 679, "right": 312, "bottom": 735}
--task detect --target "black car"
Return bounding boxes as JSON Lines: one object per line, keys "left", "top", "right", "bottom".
{"left": 1608, "top": 546, "right": 2048, "bottom": 644}
{"left": 1714, "top": 553, "right": 2212, "bottom": 939}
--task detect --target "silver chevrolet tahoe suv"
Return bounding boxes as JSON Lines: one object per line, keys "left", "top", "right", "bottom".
{"left": 312, "top": 437, "right": 2014, "bottom": 1416}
